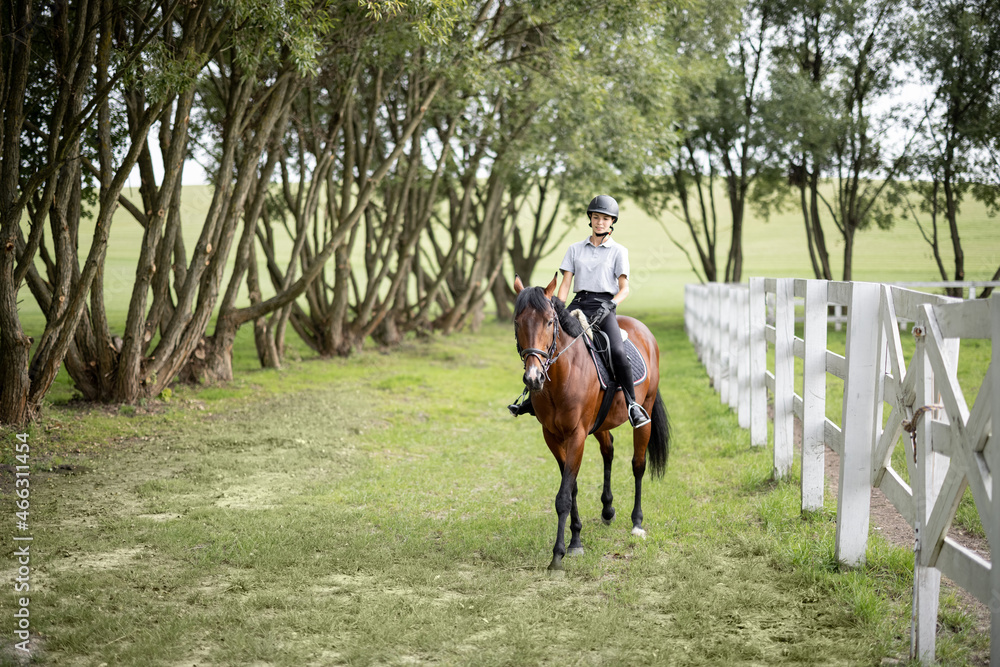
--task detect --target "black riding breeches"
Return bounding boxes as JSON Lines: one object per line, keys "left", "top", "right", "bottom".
{"left": 568, "top": 291, "right": 637, "bottom": 403}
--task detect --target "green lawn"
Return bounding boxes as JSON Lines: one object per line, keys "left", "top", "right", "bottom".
{"left": 1, "top": 311, "right": 989, "bottom": 666}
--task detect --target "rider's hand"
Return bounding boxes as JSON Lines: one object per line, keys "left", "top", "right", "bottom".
{"left": 599, "top": 300, "right": 616, "bottom": 321}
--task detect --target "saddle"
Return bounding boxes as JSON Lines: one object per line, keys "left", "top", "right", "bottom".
{"left": 585, "top": 330, "right": 648, "bottom": 390}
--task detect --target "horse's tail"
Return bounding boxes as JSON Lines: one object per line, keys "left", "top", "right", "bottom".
{"left": 648, "top": 389, "right": 670, "bottom": 479}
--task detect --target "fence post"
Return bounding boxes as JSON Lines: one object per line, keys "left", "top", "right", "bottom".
{"left": 990, "top": 294, "right": 1000, "bottom": 667}
{"left": 835, "top": 281, "right": 881, "bottom": 567}
{"left": 710, "top": 283, "right": 721, "bottom": 391}
{"left": 684, "top": 285, "right": 692, "bottom": 343}
{"left": 774, "top": 278, "right": 795, "bottom": 479}
{"left": 720, "top": 285, "right": 732, "bottom": 405}
{"left": 749, "top": 278, "right": 767, "bottom": 447}
{"left": 728, "top": 285, "right": 741, "bottom": 413}
{"left": 911, "top": 304, "right": 945, "bottom": 662}
{"left": 801, "top": 280, "right": 828, "bottom": 513}
{"left": 693, "top": 285, "right": 706, "bottom": 359}
{"left": 737, "top": 286, "right": 750, "bottom": 429}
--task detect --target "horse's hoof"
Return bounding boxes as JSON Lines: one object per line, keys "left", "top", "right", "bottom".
{"left": 567, "top": 546, "right": 585, "bottom": 557}
{"left": 547, "top": 556, "right": 564, "bottom": 573}
{"left": 602, "top": 508, "right": 616, "bottom": 525}
{"left": 631, "top": 526, "right": 647, "bottom": 540}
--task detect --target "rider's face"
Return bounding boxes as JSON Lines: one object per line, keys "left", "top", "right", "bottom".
{"left": 589, "top": 212, "right": 614, "bottom": 236}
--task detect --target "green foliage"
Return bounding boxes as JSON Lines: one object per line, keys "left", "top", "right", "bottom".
{"left": 218, "top": 0, "right": 338, "bottom": 76}
{"left": 123, "top": 33, "right": 207, "bottom": 104}
{"left": 901, "top": 0, "right": 1000, "bottom": 281}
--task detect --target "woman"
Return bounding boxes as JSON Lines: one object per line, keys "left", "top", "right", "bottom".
{"left": 556, "top": 195, "right": 650, "bottom": 428}
{"left": 510, "top": 195, "right": 650, "bottom": 428}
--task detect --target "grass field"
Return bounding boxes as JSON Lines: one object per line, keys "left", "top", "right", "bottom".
{"left": 5, "top": 312, "right": 989, "bottom": 666}
{"left": 3, "top": 184, "right": 997, "bottom": 665}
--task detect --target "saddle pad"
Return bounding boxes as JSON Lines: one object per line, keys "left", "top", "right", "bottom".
{"left": 588, "top": 337, "right": 648, "bottom": 390}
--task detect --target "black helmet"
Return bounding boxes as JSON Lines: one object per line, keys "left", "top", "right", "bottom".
{"left": 587, "top": 195, "right": 619, "bottom": 222}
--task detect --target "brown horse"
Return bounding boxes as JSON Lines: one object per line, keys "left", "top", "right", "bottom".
{"left": 513, "top": 274, "right": 670, "bottom": 571}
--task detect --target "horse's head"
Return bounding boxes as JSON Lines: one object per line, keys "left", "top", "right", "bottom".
{"left": 513, "top": 274, "right": 559, "bottom": 391}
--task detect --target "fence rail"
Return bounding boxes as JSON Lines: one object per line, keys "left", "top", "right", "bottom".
{"left": 894, "top": 280, "right": 1000, "bottom": 300}
{"left": 684, "top": 279, "right": 998, "bottom": 665}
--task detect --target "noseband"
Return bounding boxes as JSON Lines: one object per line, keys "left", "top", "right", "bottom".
{"left": 516, "top": 311, "right": 560, "bottom": 382}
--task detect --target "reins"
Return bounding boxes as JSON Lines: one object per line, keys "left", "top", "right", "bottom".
{"left": 517, "top": 301, "right": 609, "bottom": 381}
{"left": 547, "top": 308, "right": 608, "bottom": 366}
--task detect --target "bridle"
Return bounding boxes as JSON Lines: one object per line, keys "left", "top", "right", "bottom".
{"left": 516, "top": 310, "right": 560, "bottom": 382}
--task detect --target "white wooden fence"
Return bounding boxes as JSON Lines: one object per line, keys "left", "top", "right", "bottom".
{"left": 684, "top": 279, "right": 998, "bottom": 665}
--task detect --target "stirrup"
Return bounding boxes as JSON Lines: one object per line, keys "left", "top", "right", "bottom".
{"left": 508, "top": 391, "right": 534, "bottom": 417}
{"left": 628, "top": 403, "right": 651, "bottom": 428}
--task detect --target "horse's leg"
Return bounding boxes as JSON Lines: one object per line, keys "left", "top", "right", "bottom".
{"left": 595, "top": 431, "right": 615, "bottom": 524}
{"left": 631, "top": 424, "right": 651, "bottom": 539}
{"left": 545, "top": 429, "right": 585, "bottom": 570}
{"left": 567, "top": 478, "right": 584, "bottom": 557}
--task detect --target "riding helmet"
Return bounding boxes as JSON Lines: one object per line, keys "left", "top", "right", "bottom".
{"left": 587, "top": 195, "right": 619, "bottom": 222}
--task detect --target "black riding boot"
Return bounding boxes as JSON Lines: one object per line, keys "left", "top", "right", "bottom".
{"left": 614, "top": 356, "right": 650, "bottom": 428}
{"left": 508, "top": 394, "right": 535, "bottom": 417}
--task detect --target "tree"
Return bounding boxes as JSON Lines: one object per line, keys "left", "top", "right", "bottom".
{"left": 629, "top": 0, "right": 745, "bottom": 283}
{"left": 903, "top": 0, "right": 1000, "bottom": 296}
{"left": 0, "top": 0, "right": 37, "bottom": 425}
{"left": 1, "top": 0, "right": 186, "bottom": 425}
{"left": 764, "top": 0, "right": 846, "bottom": 280}
{"left": 823, "top": 0, "right": 911, "bottom": 281}
{"left": 253, "top": 30, "right": 447, "bottom": 360}
{"left": 92, "top": 0, "right": 310, "bottom": 400}
{"left": 743, "top": 0, "right": 912, "bottom": 282}
{"left": 409, "top": 0, "right": 670, "bottom": 330}
{"left": 144, "top": 0, "right": 390, "bottom": 387}
{"left": 711, "top": 0, "right": 780, "bottom": 283}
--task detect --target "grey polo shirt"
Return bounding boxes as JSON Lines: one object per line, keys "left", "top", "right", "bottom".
{"left": 559, "top": 236, "right": 630, "bottom": 295}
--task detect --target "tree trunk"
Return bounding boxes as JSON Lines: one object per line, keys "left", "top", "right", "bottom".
{"left": 114, "top": 84, "right": 199, "bottom": 402}
{"left": 0, "top": 237, "right": 32, "bottom": 424}
{"left": 943, "top": 162, "right": 965, "bottom": 298}
{"left": 178, "top": 322, "right": 237, "bottom": 385}
{"left": 0, "top": 1, "right": 34, "bottom": 424}
{"left": 809, "top": 171, "right": 833, "bottom": 280}
{"left": 725, "top": 178, "right": 745, "bottom": 283}
{"left": 842, "top": 227, "right": 854, "bottom": 282}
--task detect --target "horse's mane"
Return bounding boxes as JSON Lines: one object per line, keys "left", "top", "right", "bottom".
{"left": 554, "top": 297, "right": 584, "bottom": 337}
{"left": 513, "top": 286, "right": 584, "bottom": 337}
{"left": 513, "top": 286, "right": 549, "bottom": 319}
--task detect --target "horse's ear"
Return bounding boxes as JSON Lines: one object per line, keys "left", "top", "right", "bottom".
{"left": 543, "top": 272, "right": 558, "bottom": 298}
{"left": 513, "top": 275, "right": 525, "bottom": 294}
